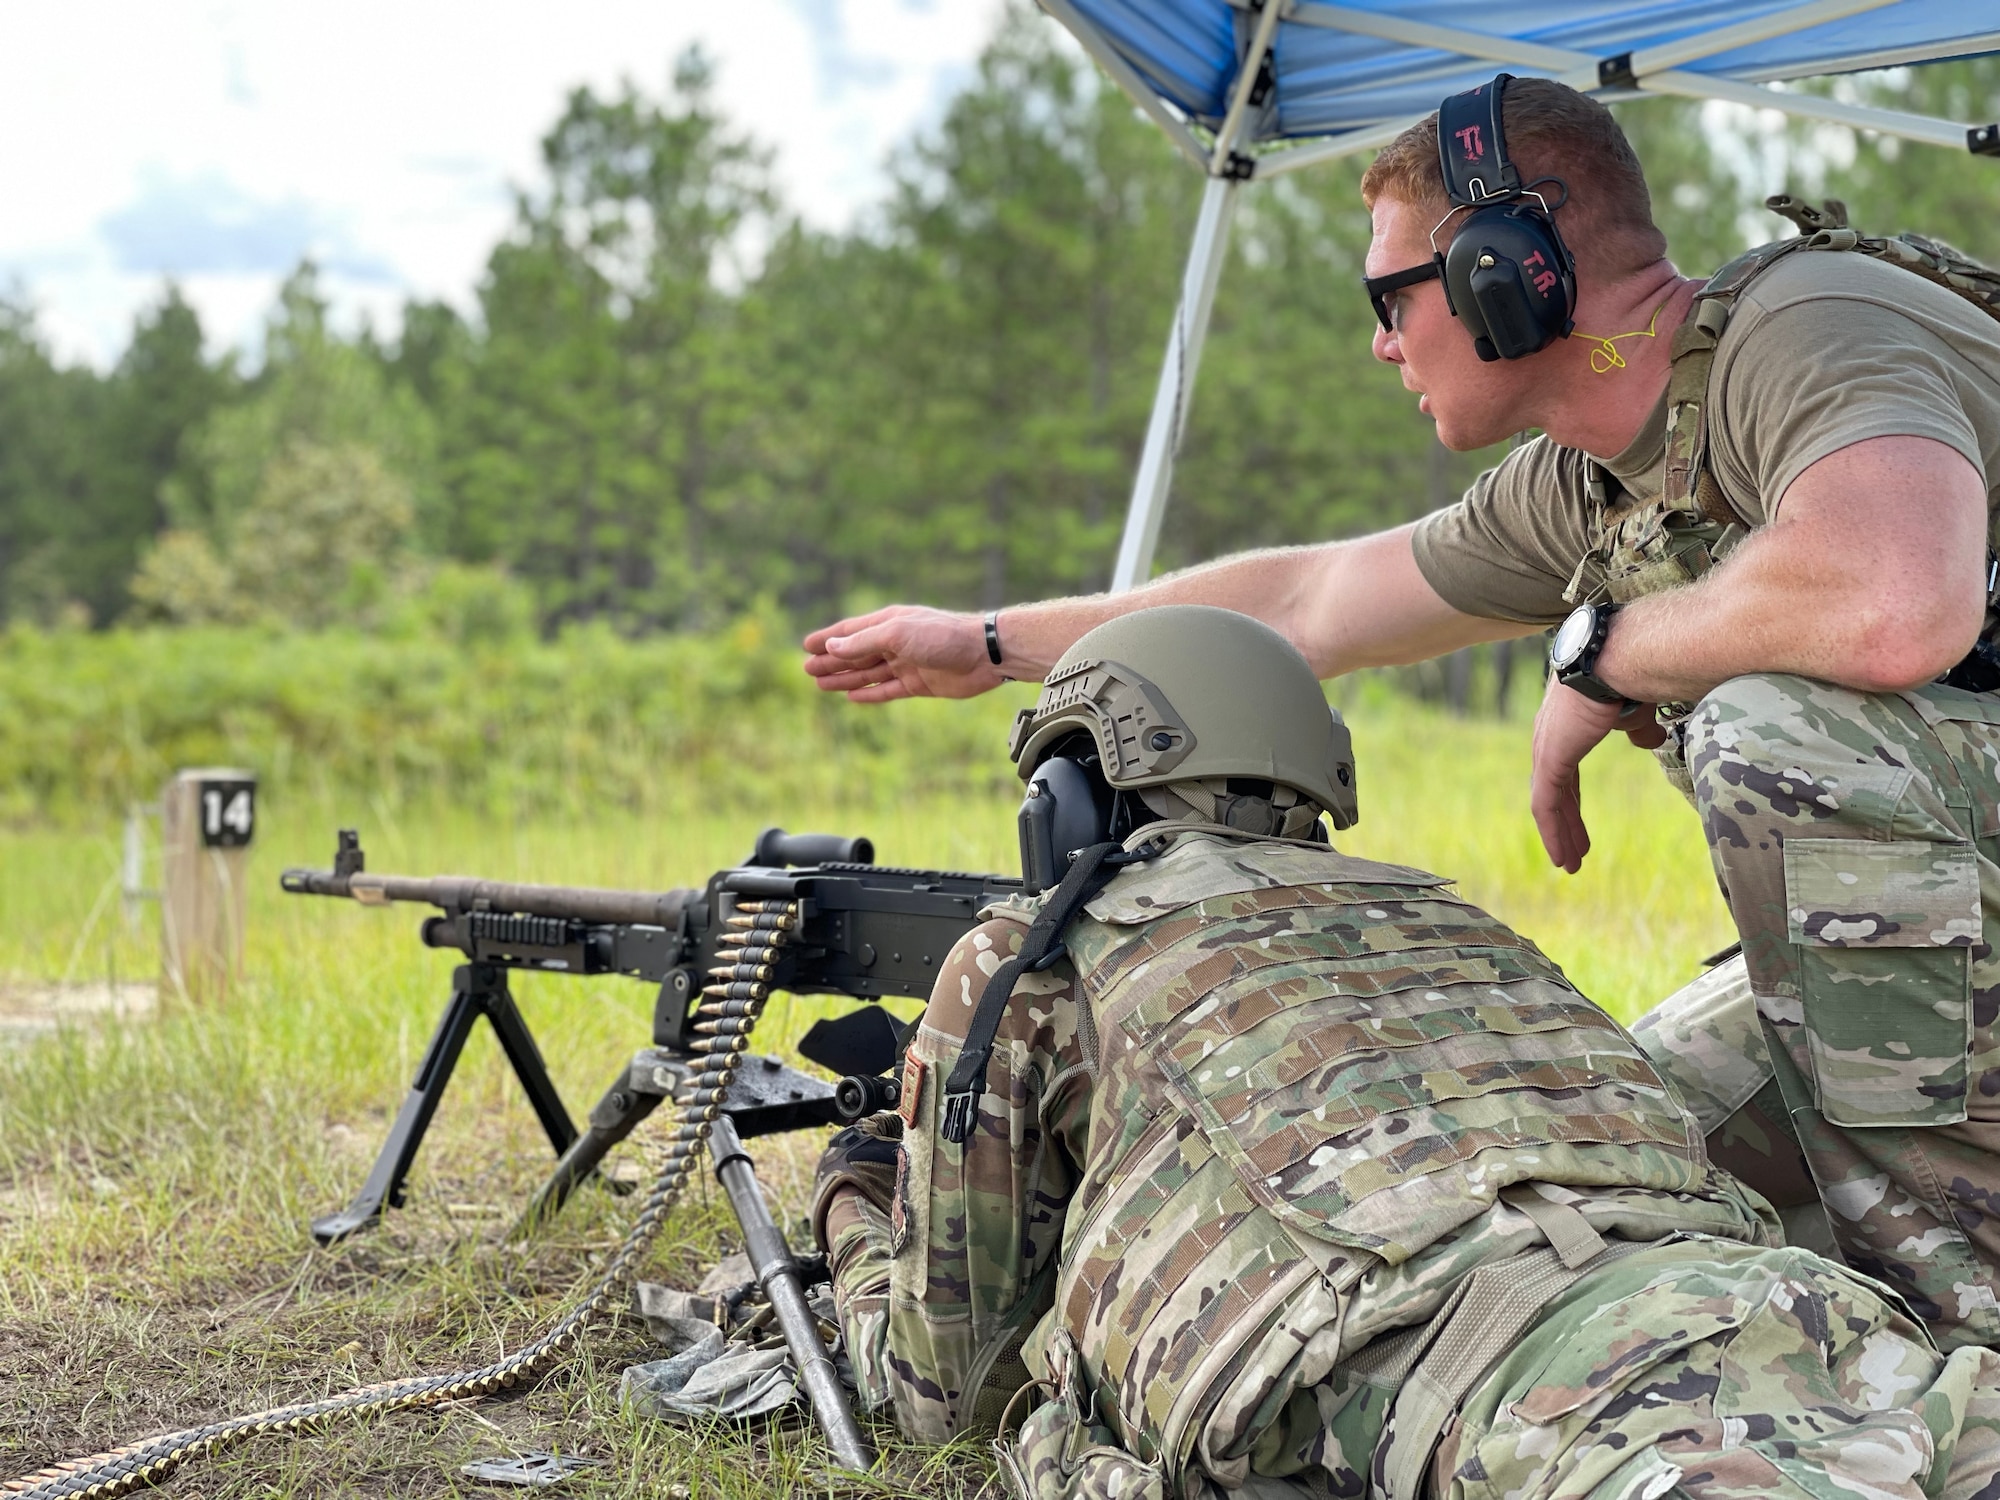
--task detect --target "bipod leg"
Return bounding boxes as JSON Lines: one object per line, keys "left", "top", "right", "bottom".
{"left": 709, "top": 1116, "right": 876, "bottom": 1475}
{"left": 311, "top": 963, "right": 487, "bottom": 1245}
{"left": 512, "top": 1051, "right": 680, "bottom": 1237}
{"left": 481, "top": 971, "right": 580, "bottom": 1159}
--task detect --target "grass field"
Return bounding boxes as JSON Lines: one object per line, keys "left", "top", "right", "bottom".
{"left": 0, "top": 687, "right": 1735, "bottom": 1497}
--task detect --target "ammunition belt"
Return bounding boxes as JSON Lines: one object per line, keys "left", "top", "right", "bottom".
{"left": 3, "top": 900, "right": 800, "bottom": 1500}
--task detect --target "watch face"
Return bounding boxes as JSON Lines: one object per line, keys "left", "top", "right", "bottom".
{"left": 1551, "top": 607, "right": 1595, "bottom": 670}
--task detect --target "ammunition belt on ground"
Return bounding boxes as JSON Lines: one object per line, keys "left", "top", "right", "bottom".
{"left": 4, "top": 900, "right": 799, "bottom": 1500}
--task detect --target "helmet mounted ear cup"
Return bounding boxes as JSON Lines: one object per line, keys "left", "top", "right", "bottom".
{"left": 1017, "top": 753, "right": 1112, "bottom": 896}
{"left": 1433, "top": 73, "right": 1576, "bottom": 362}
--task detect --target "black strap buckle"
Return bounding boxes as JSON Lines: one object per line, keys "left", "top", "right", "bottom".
{"left": 938, "top": 839, "right": 1162, "bottom": 1146}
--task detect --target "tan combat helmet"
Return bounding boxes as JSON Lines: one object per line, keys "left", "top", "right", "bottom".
{"left": 1007, "top": 604, "right": 1358, "bottom": 834}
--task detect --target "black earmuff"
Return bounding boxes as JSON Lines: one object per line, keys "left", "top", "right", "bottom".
{"left": 1018, "top": 754, "right": 1112, "bottom": 895}
{"left": 1016, "top": 735, "right": 1161, "bottom": 895}
{"left": 1434, "top": 74, "right": 1576, "bottom": 362}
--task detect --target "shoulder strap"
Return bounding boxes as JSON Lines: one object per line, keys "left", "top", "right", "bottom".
{"left": 1769, "top": 193, "right": 2000, "bottom": 327}
{"left": 939, "top": 838, "right": 1160, "bottom": 1145}
{"left": 1660, "top": 237, "right": 1805, "bottom": 525}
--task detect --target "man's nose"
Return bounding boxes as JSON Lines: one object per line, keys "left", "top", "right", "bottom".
{"left": 1372, "top": 323, "right": 1402, "bottom": 365}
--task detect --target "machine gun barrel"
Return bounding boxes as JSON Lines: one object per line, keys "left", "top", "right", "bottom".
{"left": 280, "top": 864, "right": 700, "bottom": 929}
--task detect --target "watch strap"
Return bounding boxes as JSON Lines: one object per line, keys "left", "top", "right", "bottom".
{"left": 1560, "top": 664, "right": 1629, "bottom": 704}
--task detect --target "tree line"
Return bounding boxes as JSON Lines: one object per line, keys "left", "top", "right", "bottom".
{"left": 2, "top": 9, "right": 1993, "bottom": 637}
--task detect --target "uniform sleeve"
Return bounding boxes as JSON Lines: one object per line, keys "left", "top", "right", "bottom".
{"left": 919, "top": 917, "right": 1093, "bottom": 1165}
{"left": 1709, "top": 288, "right": 1988, "bottom": 524}
{"left": 1409, "top": 435, "right": 1601, "bottom": 626}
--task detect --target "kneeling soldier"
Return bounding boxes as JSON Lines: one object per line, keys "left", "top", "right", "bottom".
{"left": 813, "top": 605, "right": 2000, "bottom": 1500}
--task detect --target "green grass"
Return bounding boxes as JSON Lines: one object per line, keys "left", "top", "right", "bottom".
{"left": 0, "top": 687, "right": 1733, "bottom": 1497}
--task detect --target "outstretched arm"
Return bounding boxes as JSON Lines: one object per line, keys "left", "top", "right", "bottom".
{"left": 802, "top": 523, "right": 1540, "bottom": 702}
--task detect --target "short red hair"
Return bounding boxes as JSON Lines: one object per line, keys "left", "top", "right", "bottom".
{"left": 1359, "top": 78, "right": 1666, "bottom": 278}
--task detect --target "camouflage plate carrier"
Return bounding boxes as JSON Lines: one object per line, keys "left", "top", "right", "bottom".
{"left": 981, "top": 830, "right": 2000, "bottom": 1500}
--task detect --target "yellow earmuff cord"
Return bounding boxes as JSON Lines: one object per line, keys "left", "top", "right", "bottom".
{"left": 1574, "top": 299, "right": 1668, "bottom": 374}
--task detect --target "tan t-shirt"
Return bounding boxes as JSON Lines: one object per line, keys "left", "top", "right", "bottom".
{"left": 1411, "top": 249, "right": 2000, "bottom": 624}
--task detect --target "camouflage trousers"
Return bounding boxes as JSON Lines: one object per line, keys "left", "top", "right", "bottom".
{"left": 810, "top": 915, "right": 1092, "bottom": 1443}
{"left": 1003, "top": 1237, "right": 2000, "bottom": 1500}
{"left": 1637, "top": 672, "right": 2000, "bottom": 1350}
{"left": 1428, "top": 1238, "right": 2000, "bottom": 1500}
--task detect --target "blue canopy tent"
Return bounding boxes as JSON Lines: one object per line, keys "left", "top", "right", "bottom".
{"left": 1035, "top": 0, "right": 2000, "bottom": 590}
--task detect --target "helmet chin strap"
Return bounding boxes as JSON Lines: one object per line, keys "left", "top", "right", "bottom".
{"left": 1139, "top": 781, "right": 1327, "bottom": 841}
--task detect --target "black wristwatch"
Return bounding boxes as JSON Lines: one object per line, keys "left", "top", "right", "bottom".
{"left": 1549, "top": 603, "right": 1627, "bottom": 704}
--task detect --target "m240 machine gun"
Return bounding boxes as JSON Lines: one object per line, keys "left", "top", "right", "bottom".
{"left": 277, "top": 826, "right": 1019, "bottom": 1475}
{"left": 282, "top": 826, "right": 1019, "bottom": 1243}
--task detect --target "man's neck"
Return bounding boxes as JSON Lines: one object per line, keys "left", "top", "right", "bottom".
{"left": 1535, "top": 267, "right": 1699, "bottom": 460}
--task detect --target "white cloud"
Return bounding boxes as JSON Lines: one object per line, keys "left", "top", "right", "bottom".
{"left": 0, "top": 0, "right": 1008, "bottom": 367}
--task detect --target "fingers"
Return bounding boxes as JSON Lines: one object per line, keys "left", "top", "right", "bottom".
{"left": 842, "top": 679, "right": 915, "bottom": 705}
{"left": 1556, "top": 799, "right": 1590, "bottom": 873}
{"left": 807, "top": 664, "right": 892, "bottom": 694}
{"left": 801, "top": 606, "right": 902, "bottom": 655}
{"left": 1529, "top": 682, "right": 1621, "bottom": 872}
{"left": 1530, "top": 774, "right": 1590, "bottom": 874}
{"left": 1617, "top": 703, "right": 1668, "bottom": 750}
{"left": 817, "top": 620, "right": 902, "bottom": 666}
{"left": 1530, "top": 781, "right": 1563, "bottom": 868}
{"left": 806, "top": 648, "right": 915, "bottom": 697}
{"left": 803, "top": 646, "right": 889, "bottom": 684}
{"left": 802, "top": 622, "right": 901, "bottom": 691}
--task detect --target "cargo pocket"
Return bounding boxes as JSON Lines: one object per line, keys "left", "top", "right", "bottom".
{"left": 1783, "top": 837, "right": 1977, "bottom": 1127}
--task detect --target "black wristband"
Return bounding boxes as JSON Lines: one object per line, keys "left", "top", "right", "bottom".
{"left": 984, "top": 610, "right": 1004, "bottom": 667}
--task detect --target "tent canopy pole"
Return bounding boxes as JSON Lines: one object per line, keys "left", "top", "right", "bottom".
{"left": 1109, "top": 173, "right": 1241, "bottom": 593}
{"left": 1105, "top": 0, "right": 1283, "bottom": 596}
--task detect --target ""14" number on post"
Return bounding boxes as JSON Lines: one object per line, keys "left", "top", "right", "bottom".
{"left": 198, "top": 781, "right": 256, "bottom": 848}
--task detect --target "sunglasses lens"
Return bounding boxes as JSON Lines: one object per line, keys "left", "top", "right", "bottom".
{"left": 1365, "top": 261, "right": 1433, "bottom": 334}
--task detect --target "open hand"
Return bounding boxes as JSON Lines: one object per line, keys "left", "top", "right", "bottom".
{"left": 802, "top": 605, "right": 1006, "bottom": 703}
{"left": 1529, "top": 678, "right": 1666, "bottom": 873}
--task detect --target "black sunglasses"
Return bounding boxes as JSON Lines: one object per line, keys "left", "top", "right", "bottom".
{"left": 1363, "top": 258, "right": 1443, "bottom": 332}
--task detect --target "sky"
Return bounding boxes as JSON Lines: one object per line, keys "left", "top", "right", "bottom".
{"left": 1, "top": 0, "right": 1010, "bottom": 368}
